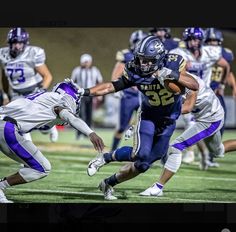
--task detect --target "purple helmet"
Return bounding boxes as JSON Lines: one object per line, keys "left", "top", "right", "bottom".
{"left": 182, "top": 27, "right": 204, "bottom": 41}
{"left": 52, "top": 79, "right": 81, "bottom": 106}
{"left": 7, "top": 27, "right": 29, "bottom": 58}
{"left": 182, "top": 27, "right": 204, "bottom": 52}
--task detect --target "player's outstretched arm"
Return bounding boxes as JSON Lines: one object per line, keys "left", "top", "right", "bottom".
{"left": 54, "top": 106, "right": 105, "bottom": 152}
{"left": 79, "top": 82, "right": 116, "bottom": 97}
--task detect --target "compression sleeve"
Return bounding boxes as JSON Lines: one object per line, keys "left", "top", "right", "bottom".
{"left": 59, "top": 109, "right": 94, "bottom": 136}
{"left": 111, "top": 76, "right": 133, "bottom": 92}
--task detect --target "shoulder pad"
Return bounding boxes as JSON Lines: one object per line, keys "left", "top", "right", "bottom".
{"left": 116, "top": 50, "right": 126, "bottom": 62}
{"left": 224, "top": 47, "right": 233, "bottom": 54}
{"left": 178, "top": 41, "right": 186, "bottom": 48}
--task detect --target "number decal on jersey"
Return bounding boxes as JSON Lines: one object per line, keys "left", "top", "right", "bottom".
{"left": 145, "top": 89, "right": 174, "bottom": 106}
{"left": 211, "top": 66, "right": 223, "bottom": 82}
{"left": 168, "top": 54, "right": 178, "bottom": 62}
{"left": 6, "top": 68, "right": 26, "bottom": 84}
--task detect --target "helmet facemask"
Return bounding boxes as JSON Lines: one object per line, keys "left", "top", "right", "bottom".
{"left": 7, "top": 27, "right": 29, "bottom": 58}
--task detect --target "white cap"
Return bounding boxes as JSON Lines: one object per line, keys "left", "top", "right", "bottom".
{"left": 80, "top": 54, "right": 92, "bottom": 64}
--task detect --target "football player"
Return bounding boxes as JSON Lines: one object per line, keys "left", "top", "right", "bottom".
{"left": 79, "top": 35, "right": 199, "bottom": 200}
{"left": 170, "top": 27, "right": 230, "bottom": 165}
{"left": 149, "top": 27, "right": 181, "bottom": 52}
{"left": 0, "top": 79, "right": 105, "bottom": 203}
{"left": 0, "top": 27, "right": 58, "bottom": 142}
{"left": 140, "top": 74, "right": 235, "bottom": 196}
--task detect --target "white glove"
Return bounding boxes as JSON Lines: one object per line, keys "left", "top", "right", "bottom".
{"left": 124, "top": 125, "right": 134, "bottom": 140}
{"left": 64, "top": 78, "right": 85, "bottom": 96}
{"left": 77, "top": 88, "right": 85, "bottom": 96}
{"left": 158, "top": 67, "right": 180, "bottom": 81}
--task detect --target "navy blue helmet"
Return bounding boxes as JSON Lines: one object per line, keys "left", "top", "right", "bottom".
{"left": 7, "top": 27, "right": 29, "bottom": 58}
{"left": 204, "top": 28, "right": 223, "bottom": 45}
{"left": 129, "top": 30, "right": 147, "bottom": 51}
{"left": 133, "top": 35, "right": 166, "bottom": 76}
{"left": 149, "top": 27, "right": 171, "bottom": 39}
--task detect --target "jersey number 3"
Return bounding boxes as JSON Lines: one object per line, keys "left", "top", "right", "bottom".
{"left": 145, "top": 89, "right": 174, "bottom": 106}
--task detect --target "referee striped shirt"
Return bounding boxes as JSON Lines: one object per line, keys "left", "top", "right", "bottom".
{"left": 71, "top": 66, "right": 103, "bottom": 88}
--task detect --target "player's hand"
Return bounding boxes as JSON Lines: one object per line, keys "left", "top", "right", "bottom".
{"left": 158, "top": 67, "right": 180, "bottom": 81}
{"left": 88, "top": 132, "right": 105, "bottom": 153}
{"left": 77, "top": 88, "right": 85, "bottom": 96}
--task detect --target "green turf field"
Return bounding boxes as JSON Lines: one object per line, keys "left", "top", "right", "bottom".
{"left": 0, "top": 128, "right": 236, "bottom": 203}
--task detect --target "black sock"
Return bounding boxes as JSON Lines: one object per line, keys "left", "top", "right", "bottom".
{"left": 104, "top": 174, "right": 119, "bottom": 187}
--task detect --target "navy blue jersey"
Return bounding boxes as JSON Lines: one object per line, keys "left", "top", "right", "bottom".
{"left": 115, "top": 49, "right": 139, "bottom": 97}
{"left": 210, "top": 47, "right": 234, "bottom": 90}
{"left": 114, "top": 53, "right": 186, "bottom": 121}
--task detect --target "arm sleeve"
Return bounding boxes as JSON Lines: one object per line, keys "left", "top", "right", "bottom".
{"left": 111, "top": 76, "right": 134, "bottom": 92}
{"left": 59, "top": 109, "right": 94, "bottom": 136}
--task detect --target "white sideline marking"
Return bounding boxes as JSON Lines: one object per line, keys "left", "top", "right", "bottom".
{"left": 7, "top": 188, "right": 235, "bottom": 203}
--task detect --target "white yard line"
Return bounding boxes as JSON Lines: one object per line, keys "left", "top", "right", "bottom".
{"left": 1, "top": 165, "right": 235, "bottom": 182}
{"left": 7, "top": 188, "right": 235, "bottom": 203}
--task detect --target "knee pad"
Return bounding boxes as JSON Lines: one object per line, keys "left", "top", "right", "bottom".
{"left": 164, "top": 153, "right": 182, "bottom": 173}
{"left": 134, "top": 160, "right": 150, "bottom": 173}
{"left": 19, "top": 158, "right": 51, "bottom": 182}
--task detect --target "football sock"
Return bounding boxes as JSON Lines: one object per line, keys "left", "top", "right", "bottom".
{"left": 111, "top": 137, "right": 121, "bottom": 152}
{"left": 104, "top": 174, "right": 119, "bottom": 187}
{"left": 114, "top": 146, "right": 133, "bottom": 161}
{"left": 0, "top": 178, "right": 10, "bottom": 190}
{"left": 155, "top": 182, "right": 164, "bottom": 190}
{"left": 104, "top": 146, "right": 133, "bottom": 163}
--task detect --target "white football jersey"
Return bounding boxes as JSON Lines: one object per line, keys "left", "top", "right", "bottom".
{"left": 185, "top": 75, "right": 224, "bottom": 122}
{"left": 0, "top": 45, "right": 45, "bottom": 91}
{"left": 170, "top": 45, "right": 222, "bottom": 87}
{"left": 0, "top": 91, "right": 76, "bottom": 133}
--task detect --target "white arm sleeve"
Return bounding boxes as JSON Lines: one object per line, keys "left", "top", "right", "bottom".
{"left": 59, "top": 109, "right": 94, "bottom": 136}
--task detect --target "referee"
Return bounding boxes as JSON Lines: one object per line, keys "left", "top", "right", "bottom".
{"left": 71, "top": 54, "right": 104, "bottom": 139}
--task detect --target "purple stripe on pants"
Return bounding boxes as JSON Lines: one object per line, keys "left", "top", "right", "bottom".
{"left": 172, "top": 120, "right": 221, "bottom": 151}
{"left": 4, "top": 122, "right": 45, "bottom": 172}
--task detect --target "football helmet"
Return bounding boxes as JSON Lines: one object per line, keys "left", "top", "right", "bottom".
{"left": 204, "top": 28, "right": 223, "bottom": 45}
{"left": 182, "top": 27, "right": 204, "bottom": 52}
{"left": 133, "top": 35, "right": 166, "bottom": 76}
{"left": 52, "top": 79, "right": 81, "bottom": 106}
{"left": 149, "top": 27, "right": 171, "bottom": 39}
{"left": 7, "top": 27, "right": 29, "bottom": 58}
{"left": 129, "top": 30, "right": 147, "bottom": 51}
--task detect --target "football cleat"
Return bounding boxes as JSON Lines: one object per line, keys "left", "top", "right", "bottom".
{"left": 0, "top": 189, "right": 13, "bottom": 203}
{"left": 98, "top": 180, "right": 117, "bottom": 200}
{"left": 87, "top": 153, "right": 106, "bottom": 176}
{"left": 139, "top": 183, "right": 163, "bottom": 197}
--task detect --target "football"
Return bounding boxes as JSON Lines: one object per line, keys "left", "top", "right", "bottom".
{"left": 164, "top": 79, "right": 185, "bottom": 95}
